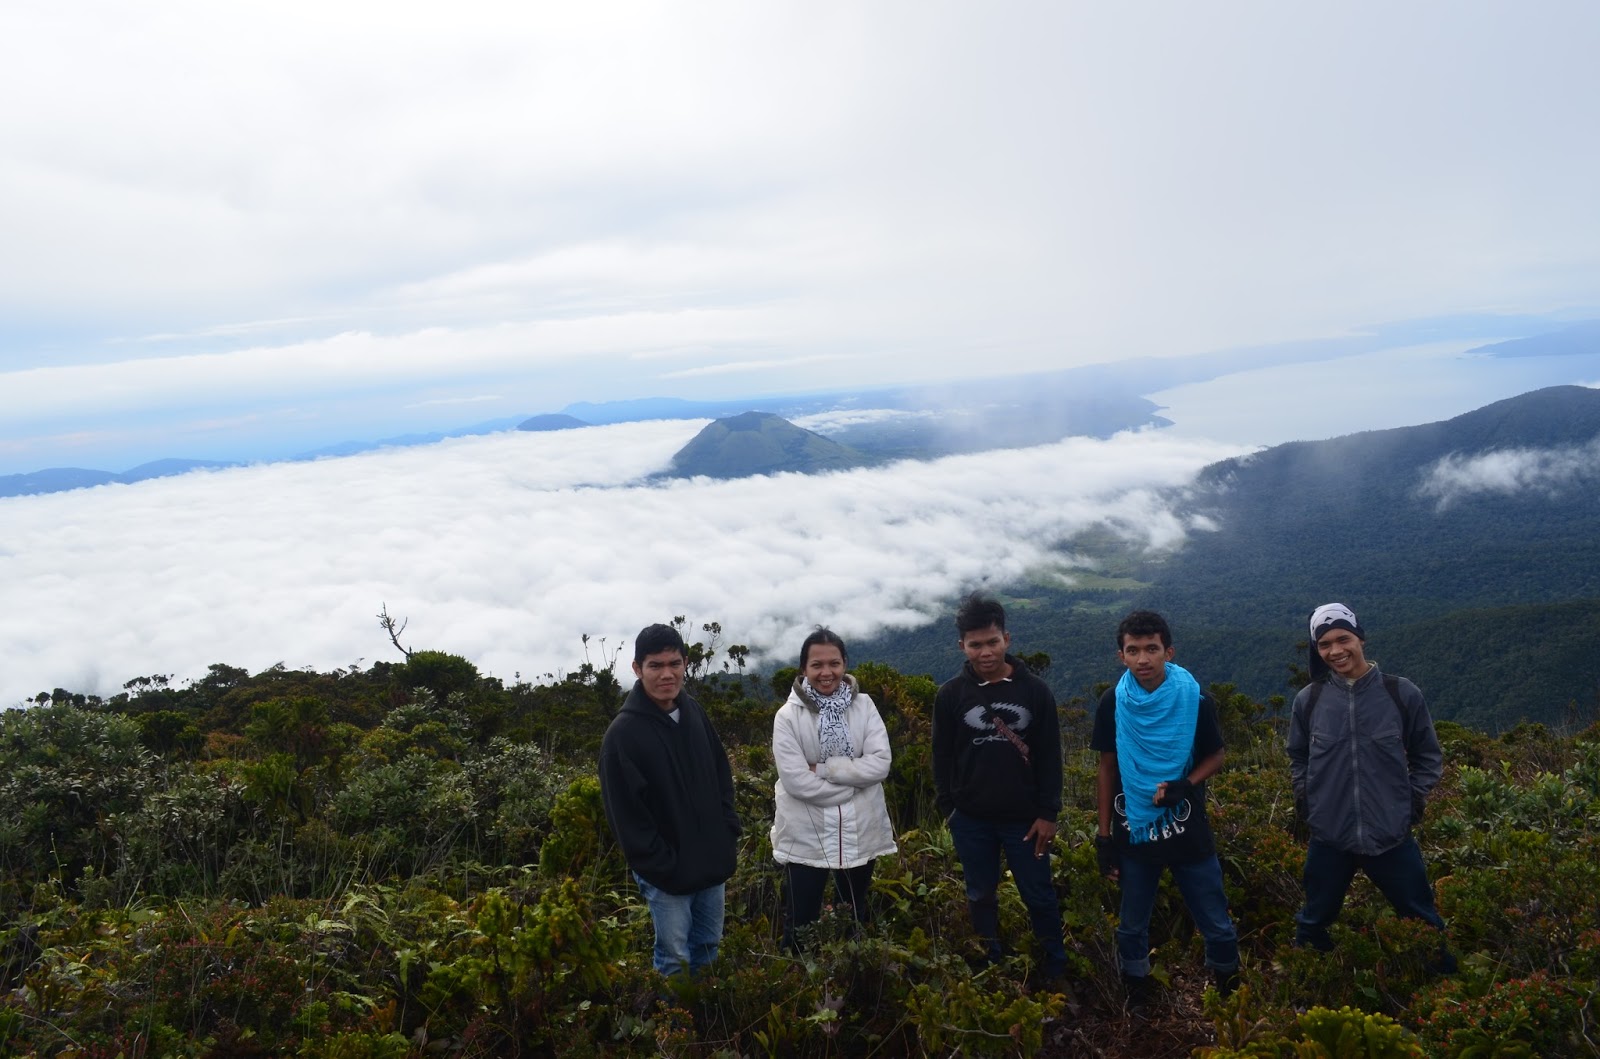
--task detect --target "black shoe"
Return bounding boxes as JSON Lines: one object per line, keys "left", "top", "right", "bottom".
{"left": 1028, "top": 961, "right": 1070, "bottom": 993}
{"left": 1213, "top": 968, "right": 1240, "bottom": 997}
{"left": 1122, "top": 973, "right": 1154, "bottom": 1018}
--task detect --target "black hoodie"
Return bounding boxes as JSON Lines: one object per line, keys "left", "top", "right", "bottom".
{"left": 932, "top": 654, "right": 1063, "bottom": 823}
{"left": 599, "top": 682, "right": 741, "bottom": 895}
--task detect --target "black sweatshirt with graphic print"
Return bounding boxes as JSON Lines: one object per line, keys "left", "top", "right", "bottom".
{"left": 932, "top": 654, "right": 1063, "bottom": 823}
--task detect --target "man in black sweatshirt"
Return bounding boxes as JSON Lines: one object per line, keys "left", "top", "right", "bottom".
{"left": 600, "top": 623, "right": 741, "bottom": 977}
{"left": 933, "top": 594, "right": 1068, "bottom": 979}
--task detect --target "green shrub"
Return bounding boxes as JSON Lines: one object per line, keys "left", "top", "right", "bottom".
{"left": 1412, "top": 971, "right": 1586, "bottom": 1058}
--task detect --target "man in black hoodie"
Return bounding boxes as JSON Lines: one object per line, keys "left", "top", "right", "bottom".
{"left": 933, "top": 594, "right": 1069, "bottom": 979}
{"left": 600, "top": 623, "right": 741, "bottom": 977}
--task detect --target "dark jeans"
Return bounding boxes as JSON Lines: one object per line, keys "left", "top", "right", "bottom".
{"left": 782, "top": 861, "right": 874, "bottom": 952}
{"left": 1294, "top": 836, "right": 1447, "bottom": 951}
{"left": 947, "top": 809, "right": 1069, "bottom": 971}
{"left": 1117, "top": 853, "right": 1239, "bottom": 977}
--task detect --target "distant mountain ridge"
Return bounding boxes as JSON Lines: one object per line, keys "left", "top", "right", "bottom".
{"left": 0, "top": 417, "right": 534, "bottom": 499}
{"left": 0, "top": 459, "right": 239, "bottom": 498}
{"left": 1468, "top": 319, "right": 1600, "bottom": 359}
{"left": 3, "top": 369, "right": 1170, "bottom": 498}
{"left": 560, "top": 374, "right": 1168, "bottom": 458}
{"left": 9, "top": 310, "right": 1593, "bottom": 497}
{"left": 517, "top": 414, "right": 590, "bottom": 432}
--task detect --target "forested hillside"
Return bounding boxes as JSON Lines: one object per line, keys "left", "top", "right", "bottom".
{"left": 2, "top": 623, "right": 1595, "bottom": 1057}
{"left": 860, "top": 386, "right": 1600, "bottom": 731}
{"left": 669, "top": 412, "right": 864, "bottom": 479}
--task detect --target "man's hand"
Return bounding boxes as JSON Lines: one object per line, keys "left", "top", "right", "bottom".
{"left": 1023, "top": 818, "right": 1057, "bottom": 858}
{"left": 1096, "top": 834, "right": 1120, "bottom": 880}
{"left": 1154, "top": 778, "right": 1195, "bottom": 807}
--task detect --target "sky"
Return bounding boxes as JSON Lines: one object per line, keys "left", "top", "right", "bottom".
{"left": 5, "top": 2, "right": 1600, "bottom": 473}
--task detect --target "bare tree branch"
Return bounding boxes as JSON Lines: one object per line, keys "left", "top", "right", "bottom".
{"left": 377, "top": 603, "right": 412, "bottom": 660}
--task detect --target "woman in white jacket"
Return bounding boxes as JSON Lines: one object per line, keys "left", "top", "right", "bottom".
{"left": 770, "top": 628, "right": 897, "bottom": 951}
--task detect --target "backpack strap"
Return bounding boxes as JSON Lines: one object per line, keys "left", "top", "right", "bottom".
{"left": 1382, "top": 673, "right": 1404, "bottom": 713}
{"left": 1302, "top": 673, "right": 1406, "bottom": 726}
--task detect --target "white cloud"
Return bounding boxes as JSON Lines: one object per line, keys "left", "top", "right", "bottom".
{"left": 0, "top": 423, "right": 1244, "bottom": 706}
{"left": 793, "top": 409, "right": 932, "bottom": 432}
{"left": 402, "top": 395, "right": 504, "bottom": 410}
{"left": 660, "top": 353, "right": 852, "bottom": 379}
{"left": 0, "top": 310, "right": 770, "bottom": 427}
{"left": 1416, "top": 437, "right": 1600, "bottom": 509}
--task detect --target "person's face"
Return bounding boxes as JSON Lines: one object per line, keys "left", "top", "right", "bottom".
{"left": 804, "top": 644, "right": 846, "bottom": 696}
{"left": 960, "top": 624, "right": 1011, "bottom": 681}
{"left": 1119, "top": 633, "right": 1174, "bottom": 692}
{"left": 1316, "top": 627, "right": 1367, "bottom": 680}
{"left": 632, "top": 648, "right": 686, "bottom": 710}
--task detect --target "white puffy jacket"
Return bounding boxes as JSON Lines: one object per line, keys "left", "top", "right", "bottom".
{"left": 769, "top": 676, "right": 899, "bottom": 869}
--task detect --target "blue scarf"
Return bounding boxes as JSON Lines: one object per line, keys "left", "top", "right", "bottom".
{"left": 1114, "top": 663, "right": 1199, "bottom": 845}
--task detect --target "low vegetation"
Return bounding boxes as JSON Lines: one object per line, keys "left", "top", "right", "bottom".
{"left": 1, "top": 620, "right": 1596, "bottom": 1057}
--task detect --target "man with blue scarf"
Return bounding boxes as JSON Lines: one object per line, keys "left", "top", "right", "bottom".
{"left": 1092, "top": 611, "right": 1239, "bottom": 1014}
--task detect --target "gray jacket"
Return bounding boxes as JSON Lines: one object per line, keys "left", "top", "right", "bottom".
{"left": 1287, "top": 664, "right": 1443, "bottom": 856}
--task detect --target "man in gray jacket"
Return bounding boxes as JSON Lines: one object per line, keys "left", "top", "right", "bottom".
{"left": 1287, "top": 603, "right": 1454, "bottom": 970}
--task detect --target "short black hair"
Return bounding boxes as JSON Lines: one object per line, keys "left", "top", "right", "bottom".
{"left": 955, "top": 593, "right": 1007, "bottom": 636}
{"left": 634, "top": 623, "right": 687, "bottom": 664}
{"left": 1116, "top": 610, "right": 1172, "bottom": 650}
{"left": 799, "top": 627, "right": 848, "bottom": 670}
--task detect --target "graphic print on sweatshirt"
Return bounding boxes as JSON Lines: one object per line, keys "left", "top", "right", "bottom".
{"left": 961, "top": 701, "right": 1032, "bottom": 745}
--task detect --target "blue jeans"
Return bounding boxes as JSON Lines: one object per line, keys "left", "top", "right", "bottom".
{"left": 947, "top": 810, "right": 1068, "bottom": 971}
{"left": 1116, "top": 853, "right": 1238, "bottom": 977}
{"left": 633, "top": 873, "right": 725, "bottom": 977}
{"left": 1294, "top": 836, "right": 1446, "bottom": 950}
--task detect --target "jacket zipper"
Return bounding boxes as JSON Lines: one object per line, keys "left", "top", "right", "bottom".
{"left": 1348, "top": 680, "right": 1364, "bottom": 850}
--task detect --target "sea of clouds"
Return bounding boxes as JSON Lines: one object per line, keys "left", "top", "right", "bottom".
{"left": 0, "top": 420, "right": 1248, "bottom": 706}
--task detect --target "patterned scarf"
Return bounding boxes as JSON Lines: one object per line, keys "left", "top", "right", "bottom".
{"left": 805, "top": 678, "right": 856, "bottom": 760}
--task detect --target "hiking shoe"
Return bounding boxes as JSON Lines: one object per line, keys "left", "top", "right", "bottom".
{"left": 1027, "top": 961, "right": 1071, "bottom": 994}
{"left": 1213, "top": 968, "right": 1240, "bottom": 997}
{"left": 1121, "top": 973, "right": 1154, "bottom": 1018}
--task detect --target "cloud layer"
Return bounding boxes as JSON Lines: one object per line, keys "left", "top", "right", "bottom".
{"left": 0, "top": 422, "right": 1244, "bottom": 705}
{"left": 1417, "top": 438, "right": 1600, "bottom": 509}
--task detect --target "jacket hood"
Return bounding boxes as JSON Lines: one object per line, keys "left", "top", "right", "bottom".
{"left": 620, "top": 680, "right": 686, "bottom": 721}
{"left": 788, "top": 673, "right": 859, "bottom": 712}
{"left": 959, "top": 652, "right": 1029, "bottom": 684}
